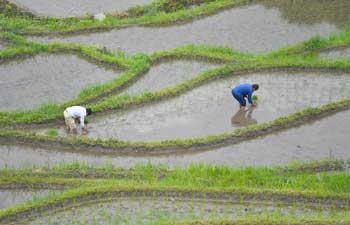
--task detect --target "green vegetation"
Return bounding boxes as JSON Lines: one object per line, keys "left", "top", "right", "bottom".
{"left": 46, "top": 129, "right": 58, "bottom": 137}
{"left": 0, "top": 0, "right": 251, "bottom": 34}
{"left": 1, "top": 1, "right": 350, "bottom": 224}
{"left": 0, "top": 161, "right": 350, "bottom": 224}
{"left": 269, "top": 28, "right": 350, "bottom": 57}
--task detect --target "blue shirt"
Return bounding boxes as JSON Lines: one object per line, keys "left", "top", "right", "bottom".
{"left": 232, "top": 83, "right": 254, "bottom": 104}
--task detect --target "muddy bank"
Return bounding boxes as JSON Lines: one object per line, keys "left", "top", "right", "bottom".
{"left": 68, "top": 71, "right": 350, "bottom": 141}
{"left": 0, "top": 54, "right": 121, "bottom": 111}
{"left": 26, "top": 197, "right": 327, "bottom": 225}
{"left": 0, "top": 189, "right": 53, "bottom": 209}
{"left": 125, "top": 59, "right": 219, "bottom": 96}
{"left": 2, "top": 110, "right": 350, "bottom": 169}
{"left": 8, "top": 0, "right": 152, "bottom": 17}
{"left": 31, "top": 3, "right": 340, "bottom": 54}
{"left": 320, "top": 48, "right": 350, "bottom": 59}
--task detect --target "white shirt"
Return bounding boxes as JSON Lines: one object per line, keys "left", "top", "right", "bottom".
{"left": 65, "top": 106, "right": 87, "bottom": 128}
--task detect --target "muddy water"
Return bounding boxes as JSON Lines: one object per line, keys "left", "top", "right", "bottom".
{"left": 75, "top": 71, "right": 350, "bottom": 141}
{"left": 0, "top": 54, "right": 121, "bottom": 111}
{"left": 31, "top": 3, "right": 341, "bottom": 54}
{"left": 2, "top": 110, "right": 350, "bottom": 169}
{"left": 260, "top": 0, "right": 350, "bottom": 27}
{"left": 0, "top": 190, "right": 53, "bottom": 209}
{"left": 9, "top": 0, "right": 152, "bottom": 17}
{"left": 27, "top": 198, "right": 325, "bottom": 225}
{"left": 320, "top": 48, "right": 350, "bottom": 59}
{"left": 125, "top": 59, "right": 219, "bottom": 96}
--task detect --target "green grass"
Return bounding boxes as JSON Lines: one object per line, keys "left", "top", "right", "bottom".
{"left": 269, "top": 28, "right": 350, "bottom": 57}
{"left": 46, "top": 129, "right": 58, "bottom": 137}
{"left": 0, "top": 0, "right": 251, "bottom": 34}
{"left": 1, "top": 160, "right": 350, "bottom": 224}
{"left": 1, "top": 160, "right": 350, "bottom": 197}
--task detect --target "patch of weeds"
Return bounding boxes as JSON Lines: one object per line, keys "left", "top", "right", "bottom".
{"left": 46, "top": 129, "right": 58, "bottom": 137}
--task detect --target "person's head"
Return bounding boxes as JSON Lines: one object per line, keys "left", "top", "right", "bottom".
{"left": 86, "top": 108, "right": 92, "bottom": 116}
{"left": 252, "top": 84, "right": 259, "bottom": 91}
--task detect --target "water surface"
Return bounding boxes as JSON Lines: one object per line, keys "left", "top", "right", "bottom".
{"left": 125, "top": 59, "right": 219, "bottom": 96}
{"left": 31, "top": 3, "right": 340, "bottom": 54}
{"left": 27, "top": 197, "right": 325, "bottom": 225}
{"left": 260, "top": 0, "right": 350, "bottom": 27}
{"left": 0, "top": 190, "right": 53, "bottom": 209}
{"left": 9, "top": 0, "right": 153, "bottom": 17}
{"left": 81, "top": 72, "right": 350, "bottom": 141}
{"left": 2, "top": 110, "right": 350, "bottom": 168}
{"left": 320, "top": 48, "right": 350, "bottom": 59}
{"left": 0, "top": 54, "right": 121, "bottom": 111}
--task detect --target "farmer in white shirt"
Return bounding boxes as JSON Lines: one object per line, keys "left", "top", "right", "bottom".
{"left": 63, "top": 106, "right": 92, "bottom": 134}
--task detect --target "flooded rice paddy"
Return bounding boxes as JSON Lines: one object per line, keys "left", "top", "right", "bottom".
{"left": 0, "top": 54, "right": 121, "bottom": 111}
{"left": 2, "top": 110, "right": 350, "bottom": 169}
{"left": 70, "top": 71, "right": 350, "bottom": 141}
{"left": 8, "top": 0, "right": 152, "bottom": 17}
{"left": 30, "top": 3, "right": 342, "bottom": 54}
{"left": 320, "top": 48, "right": 350, "bottom": 59}
{"left": 125, "top": 59, "right": 220, "bottom": 96}
{"left": 260, "top": 0, "right": 350, "bottom": 28}
{"left": 26, "top": 197, "right": 331, "bottom": 225}
{"left": 3, "top": 0, "right": 350, "bottom": 222}
{"left": 0, "top": 189, "right": 54, "bottom": 209}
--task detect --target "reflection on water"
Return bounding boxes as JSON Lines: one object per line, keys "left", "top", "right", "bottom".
{"left": 125, "top": 59, "right": 219, "bottom": 96}
{"left": 31, "top": 3, "right": 339, "bottom": 54}
{"left": 231, "top": 107, "right": 257, "bottom": 127}
{"left": 320, "top": 48, "right": 350, "bottom": 59}
{"left": 81, "top": 71, "right": 350, "bottom": 141}
{"left": 0, "top": 54, "right": 121, "bottom": 111}
{"left": 0, "top": 190, "right": 53, "bottom": 209}
{"left": 260, "top": 0, "right": 350, "bottom": 27}
{"left": 8, "top": 0, "right": 152, "bottom": 17}
{"left": 2, "top": 111, "right": 350, "bottom": 169}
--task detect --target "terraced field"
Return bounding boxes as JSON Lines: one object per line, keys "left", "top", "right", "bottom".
{"left": 1, "top": 0, "right": 350, "bottom": 224}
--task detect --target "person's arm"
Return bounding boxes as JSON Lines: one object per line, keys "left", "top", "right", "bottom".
{"left": 80, "top": 115, "right": 85, "bottom": 128}
{"left": 247, "top": 91, "right": 253, "bottom": 105}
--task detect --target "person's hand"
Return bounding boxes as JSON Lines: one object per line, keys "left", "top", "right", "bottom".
{"left": 82, "top": 127, "right": 88, "bottom": 135}
{"left": 240, "top": 106, "right": 246, "bottom": 110}
{"left": 72, "top": 128, "right": 78, "bottom": 134}
{"left": 252, "top": 103, "right": 257, "bottom": 107}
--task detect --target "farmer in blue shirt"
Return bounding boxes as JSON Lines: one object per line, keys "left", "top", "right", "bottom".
{"left": 232, "top": 83, "right": 259, "bottom": 110}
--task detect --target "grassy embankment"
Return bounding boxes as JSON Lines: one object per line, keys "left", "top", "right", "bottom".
{"left": 0, "top": 161, "right": 350, "bottom": 224}
{"left": 0, "top": 0, "right": 253, "bottom": 34}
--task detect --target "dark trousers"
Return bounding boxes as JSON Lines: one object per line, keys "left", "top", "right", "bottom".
{"left": 232, "top": 89, "right": 246, "bottom": 106}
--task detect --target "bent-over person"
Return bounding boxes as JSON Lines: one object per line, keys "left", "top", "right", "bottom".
{"left": 64, "top": 106, "right": 92, "bottom": 134}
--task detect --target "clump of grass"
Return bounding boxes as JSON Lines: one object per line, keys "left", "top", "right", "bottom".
{"left": 303, "top": 35, "right": 327, "bottom": 50}
{"left": 46, "top": 129, "right": 58, "bottom": 137}
{"left": 252, "top": 95, "right": 258, "bottom": 102}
